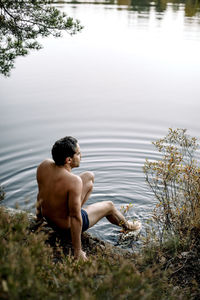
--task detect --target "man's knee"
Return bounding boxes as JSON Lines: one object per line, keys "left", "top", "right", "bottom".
{"left": 81, "top": 171, "right": 94, "bottom": 183}
{"left": 80, "top": 172, "right": 94, "bottom": 195}
{"left": 105, "top": 201, "right": 115, "bottom": 213}
{"left": 87, "top": 171, "right": 95, "bottom": 183}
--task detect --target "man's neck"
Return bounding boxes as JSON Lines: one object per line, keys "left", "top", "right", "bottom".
{"left": 64, "top": 164, "right": 72, "bottom": 172}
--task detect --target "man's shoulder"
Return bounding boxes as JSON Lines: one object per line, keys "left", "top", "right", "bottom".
{"left": 37, "top": 159, "right": 54, "bottom": 176}
{"left": 68, "top": 173, "right": 82, "bottom": 191}
{"left": 37, "top": 159, "right": 53, "bottom": 169}
{"left": 68, "top": 173, "right": 82, "bottom": 185}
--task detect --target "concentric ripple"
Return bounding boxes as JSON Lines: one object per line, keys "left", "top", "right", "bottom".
{"left": 1, "top": 123, "right": 199, "bottom": 245}
{"left": 0, "top": 125, "right": 160, "bottom": 243}
{"left": 1, "top": 1, "right": 200, "bottom": 246}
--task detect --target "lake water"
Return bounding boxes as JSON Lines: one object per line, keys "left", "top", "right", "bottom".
{"left": 0, "top": 0, "right": 200, "bottom": 247}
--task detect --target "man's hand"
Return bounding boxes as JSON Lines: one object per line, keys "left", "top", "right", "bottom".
{"left": 74, "top": 249, "right": 88, "bottom": 261}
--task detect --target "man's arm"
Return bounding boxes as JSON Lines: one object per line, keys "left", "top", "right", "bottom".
{"left": 68, "top": 176, "right": 87, "bottom": 261}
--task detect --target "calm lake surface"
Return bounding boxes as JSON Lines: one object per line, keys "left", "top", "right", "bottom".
{"left": 0, "top": 0, "right": 200, "bottom": 246}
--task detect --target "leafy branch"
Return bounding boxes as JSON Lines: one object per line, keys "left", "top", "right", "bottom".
{"left": 0, "top": 0, "right": 83, "bottom": 76}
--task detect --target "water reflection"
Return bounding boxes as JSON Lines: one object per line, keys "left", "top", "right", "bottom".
{"left": 1, "top": 0, "right": 200, "bottom": 245}
{"left": 130, "top": 0, "right": 200, "bottom": 17}
{"left": 55, "top": 0, "right": 200, "bottom": 17}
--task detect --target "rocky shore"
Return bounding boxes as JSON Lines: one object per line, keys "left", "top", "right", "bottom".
{"left": 4, "top": 206, "right": 133, "bottom": 259}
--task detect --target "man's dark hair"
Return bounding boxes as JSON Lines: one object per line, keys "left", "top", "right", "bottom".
{"left": 51, "top": 136, "right": 78, "bottom": 166}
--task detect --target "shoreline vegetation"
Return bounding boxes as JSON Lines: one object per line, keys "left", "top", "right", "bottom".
{"left": 0, "top": 129, "right": 200, "bottom": 299}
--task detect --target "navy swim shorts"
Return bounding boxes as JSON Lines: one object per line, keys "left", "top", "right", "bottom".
{"left": 81, "top": 209, "right": 89, "bottom": 232}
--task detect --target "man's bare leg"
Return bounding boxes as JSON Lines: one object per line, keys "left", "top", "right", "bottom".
{"left": 79, "top": 172, "right": 94, "bottom": 206}
{"left": 84, "top": 201, "right": 141, "bottom": 231}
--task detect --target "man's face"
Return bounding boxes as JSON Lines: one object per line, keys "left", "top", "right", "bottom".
{"left": 71, "top": 143, "right": 81, "bottom": 168}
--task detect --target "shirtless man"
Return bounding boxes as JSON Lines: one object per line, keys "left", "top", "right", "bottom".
{"left": 36, "top": 136, "right": 141, "bottom": 261}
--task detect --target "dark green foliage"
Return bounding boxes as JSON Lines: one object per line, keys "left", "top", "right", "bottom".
{"left": 0, "top": 0, "right": 83, "bottom": 76}
{"left": 0, "top": 207, "right": 189, "bottom": 300}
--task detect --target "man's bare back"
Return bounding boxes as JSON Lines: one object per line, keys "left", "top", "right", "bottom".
{"left": 37, "top": 159, "right": 78, "bottom": 230}
{"left": 36, "top": 136, "right": 141, "bottom": 261}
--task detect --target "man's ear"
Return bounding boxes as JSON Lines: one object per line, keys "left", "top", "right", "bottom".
{"left": 65, "top": 157, "right": 72, "bottom": 164}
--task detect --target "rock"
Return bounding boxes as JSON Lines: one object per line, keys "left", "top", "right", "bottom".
{"left": 160, "top": 256, "right": 166, "bottom": 264}
{"left": 181, "top": 252, "right": 189, "bottom": 257}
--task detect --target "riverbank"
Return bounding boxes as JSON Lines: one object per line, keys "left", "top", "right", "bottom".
{"left": 0, "top": 206, "right": 199, "bottom": 299}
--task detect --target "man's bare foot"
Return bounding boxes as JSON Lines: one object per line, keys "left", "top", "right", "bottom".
{"left": 126, "top": 220, "right": 141, "bottom": 231}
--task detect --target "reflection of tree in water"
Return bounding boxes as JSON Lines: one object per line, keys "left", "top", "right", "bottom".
{"left": 130, "top": 0, "right": 151, "bottom": 13}
{"left": 130, "top": 0, "right": 200, "bottom": 16}
{"left": 185, "top": 0, "right": 200, "bottom": 17}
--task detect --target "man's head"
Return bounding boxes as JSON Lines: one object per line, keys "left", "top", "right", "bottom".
{"left": 51, "top": 136, "right": 81, "bottom": 167}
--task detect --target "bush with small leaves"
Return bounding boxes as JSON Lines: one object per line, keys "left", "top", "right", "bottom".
{"left": 143, "top": 128, "right": 200, "bottom": 243}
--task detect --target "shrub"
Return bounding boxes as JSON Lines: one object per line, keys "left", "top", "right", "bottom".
{"left": 0, "top": 207, "right": 184, "bottom": 300}
{"left": 143, "top": 128, "right": 200, "bottom": 243}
